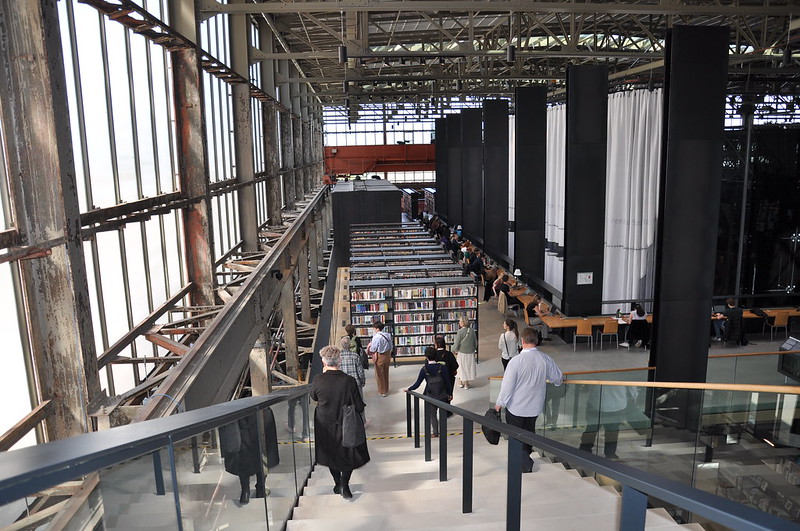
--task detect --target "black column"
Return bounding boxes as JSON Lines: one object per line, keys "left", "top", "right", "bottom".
{"left": 651, "top": 26, "right": 729, "bottom": 383}
{"left": 483, "top": 99, "right": 509, "bottom": 263}
{"left": 435, "top": 117, "right": 449, "bottom": 222}
{"left": 461, "top": 109, "right": 484, "bottom": 246}
{"left": 446, "top": 114, "right": 463, "bottom": 227}
{"left": 514, "top": 85, "right": 547, "bottom": 285}
{"left": 562, "top": 65, "right": 608, "bottom": 316}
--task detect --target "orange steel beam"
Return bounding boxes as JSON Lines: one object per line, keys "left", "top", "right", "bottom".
{"left": 324, "top": 144, "right": 436, "bottom": 175}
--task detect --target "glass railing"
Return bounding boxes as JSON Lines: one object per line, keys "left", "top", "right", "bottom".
{"left": 707, "top": 351, "right": 789, "bottom": 386}
{"left": 405, "top": 381, "right": 795, "bottom": 530}
{"left": 0, "top": 387, "right": 312, "bottom": 531}
{"left": 542, "top": 380, "right": 800, "bottom": 525}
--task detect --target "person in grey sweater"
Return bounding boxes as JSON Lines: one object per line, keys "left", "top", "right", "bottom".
{"left": 452, "top": 315, "right": 478, "bottom": 389}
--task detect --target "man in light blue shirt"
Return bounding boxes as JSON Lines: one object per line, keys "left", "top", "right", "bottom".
{"left": 495, "top": 327, "right": 563, "bottom": 472}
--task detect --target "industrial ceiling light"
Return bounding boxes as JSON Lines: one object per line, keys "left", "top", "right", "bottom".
{"left": 338, "top": 45, "right": 347, "bottom": 63}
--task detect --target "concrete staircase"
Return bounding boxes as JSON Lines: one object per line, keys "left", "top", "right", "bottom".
{"left": 288, "top": 435, "right": 704, "bottom": 530}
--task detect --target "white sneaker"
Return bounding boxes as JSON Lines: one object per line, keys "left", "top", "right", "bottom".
{"left": 635, "top": 340, "right": 643, "bottom": 348}
{"left": 620, "top": 342, "right": 630, "bottom": 348}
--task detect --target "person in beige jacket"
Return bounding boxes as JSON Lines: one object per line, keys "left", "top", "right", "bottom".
{"left": 452, "top": 315, "right": 477, "bottom": 389}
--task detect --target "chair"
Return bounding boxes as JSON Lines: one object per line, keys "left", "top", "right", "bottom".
{"left": 574, "top": 320, "right": 593, "bottom": 351}
{"left": 765, "top": 311, "right": 789, "bottom": 341}
{"left": 498, "top": 291, "right": 520, "bottom": 318}
{"left": 596, "top": 320, "right": 619, "bottom": 350}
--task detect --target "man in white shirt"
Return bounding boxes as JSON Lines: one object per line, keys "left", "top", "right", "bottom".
{"left": 367, "top": 321, "right": 393, "bottom": 397}
{"left": 495, "top": 327, "right": 563, "bottom": 472}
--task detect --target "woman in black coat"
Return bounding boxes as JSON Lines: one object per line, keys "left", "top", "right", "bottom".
{"left": 310, "top": 345, "right": 370, "bottom": 499}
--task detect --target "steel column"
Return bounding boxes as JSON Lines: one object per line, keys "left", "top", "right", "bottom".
{"left": 292, "top": 115, "right": 305, "bottom": 200}
{"left": 298, "top": 246, "right": 312, "bottom": 324}
{"left": 281, "top": 279, "right": 300, "bottom": 379}
{"left": 172, "top": 47, "right": 215, "bottom": 307}
{"left": 263, "top": 103, "right": 283, "bottom": 226}
{"left": 230, "top": 0, "right": 259, "bottom": 252}
{"left": 308, "top": 215, "right": 321, "bottom": 289}
{"left": 0, "top": 0, "right": 101, "bottom": 440}
{"left": 279, "top": 109, "right": 296, "bottom": 209}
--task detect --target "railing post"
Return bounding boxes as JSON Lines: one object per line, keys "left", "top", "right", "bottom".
{"left": 413, "top": 396, "right": 420, "bottom": 448}
{"left": 507, "top": 438, "right": 522, "bottom": 531}
{"left": 439, "top": 405, "right": 447, "bottom": 482}
{"left": 424, "top": 401, "right": 432, "bottom": 462}
{"left": 620, "top": 485, "right": 647, "bottom": 530}
{"left": 167, "top": 438, "right": 185, "bottom": 531}
{"left": 406, "top": 392, "right": 412, "bottom": 438}
{"left": 152, "top": 450, "right": 166, "bottom": 496}
{"left": 462, "top": 418, "right": 473, "bottom": 514}
{"left": 190, "top": 436, "right": 200, "bottom": 473}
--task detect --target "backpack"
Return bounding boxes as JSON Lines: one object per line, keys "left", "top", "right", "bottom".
{"left": 423, "top": 365, "right": 448, "bottom": 401}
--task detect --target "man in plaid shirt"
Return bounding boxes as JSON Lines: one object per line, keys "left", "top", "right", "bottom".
{"left": 339, "top": 336, "right": 366, "bottom": 396}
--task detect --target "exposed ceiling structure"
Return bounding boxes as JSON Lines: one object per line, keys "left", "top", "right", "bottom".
{"left": 203, "top": 1, "right": 799, "bottom": 109}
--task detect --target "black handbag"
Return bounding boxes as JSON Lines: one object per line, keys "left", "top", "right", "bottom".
{"left": 342, "top": 404, "right": 366, "bottom": 448}
{"left": 482, "top": 408, "right": 502, "bottom": 445}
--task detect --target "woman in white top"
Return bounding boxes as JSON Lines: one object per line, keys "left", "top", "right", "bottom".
{"left": 621, "top": 303, "right": 649, "bottom": 348}
{"left": 498, "top": 318, "right": 520, "bottom": 371}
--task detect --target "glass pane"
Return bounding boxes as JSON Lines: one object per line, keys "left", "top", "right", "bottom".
{"left": 0, "top": 448, "right": 179, "bottom": 530}
{"left": 173, "top": 418, "right": 269, "bottom": 530}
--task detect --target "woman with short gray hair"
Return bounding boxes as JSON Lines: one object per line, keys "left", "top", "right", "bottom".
{"left": 452, "top": 315, "right": 478, "bottom": 389}
{"left": 311, "top": 345, "right": 370, "bottom": 499}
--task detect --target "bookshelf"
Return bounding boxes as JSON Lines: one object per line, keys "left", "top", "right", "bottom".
{"left": 349, "top": 264, "right": 464, "bottom": 281}
{"left": 349, "top": 277, "right": 478, "bottom": 361}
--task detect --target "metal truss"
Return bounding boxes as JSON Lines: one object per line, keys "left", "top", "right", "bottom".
{"left": 201, "top": 0, "right": 799, "bottom": 111}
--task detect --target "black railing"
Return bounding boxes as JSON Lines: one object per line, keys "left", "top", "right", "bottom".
{"left": 404, "top": 390, "right": 790, "bottom": 531}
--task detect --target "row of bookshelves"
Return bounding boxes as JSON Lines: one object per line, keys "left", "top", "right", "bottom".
{"left": 348, "top": 222, "right": 478, "bottom": 360}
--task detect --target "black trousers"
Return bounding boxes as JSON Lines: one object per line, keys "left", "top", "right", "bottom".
{"left": 504, "top": 410, "right": 538, "bottom": 472}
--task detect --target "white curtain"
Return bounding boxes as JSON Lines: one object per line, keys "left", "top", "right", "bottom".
{"left": 602, "top": 89, "right": 663, "bottom": 314}
{"left": 544, "top": 104, "right": 566, "bottom": 294}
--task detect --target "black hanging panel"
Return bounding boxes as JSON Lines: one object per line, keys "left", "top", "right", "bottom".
{"left": 435, "top": 117, "right": 448, "bottom": 222}
{"left": 650, "top": 26, "right": 729, "bottom": 384}
{"left": 461, "top": 109, "right": 484, "bottom": 246}
{"left": 483, "top": 99, "right": 509, "bottom": 263}
{"left": 514, "top": 86, "right": 547, "bottom": 285}
{"left": 562, "top": 65, "right": 608, "bottom": 317}
{"left": 446, "top": 114, "right": 463, "bottom": 226}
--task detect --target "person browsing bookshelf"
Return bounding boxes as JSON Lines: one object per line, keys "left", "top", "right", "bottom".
{"left": 367, "top": 321, "right": 393, "bottom": 397}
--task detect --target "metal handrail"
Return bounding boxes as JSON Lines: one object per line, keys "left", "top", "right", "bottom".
{"left": 0, "top": 386, "right": 309, "bottom": 508}
{"left": 404, "top": 389, "right": 790, "bottom": 531}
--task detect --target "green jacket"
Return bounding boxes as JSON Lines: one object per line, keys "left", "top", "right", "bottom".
{"left": 452, "top": 325, "right": 477, "bottom": 353}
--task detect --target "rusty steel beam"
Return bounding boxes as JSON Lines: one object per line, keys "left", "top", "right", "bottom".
{"left": 135, "top": 189, "right": 326, "bottom": 419}
{"left": 172, "top": 46, "right": 216, "bottom": 308}
{"left": 0, "top": 400, "right": 54, "bottom": 452}
{"left": 0, "top": 0, "right": 101, "bottom": 441}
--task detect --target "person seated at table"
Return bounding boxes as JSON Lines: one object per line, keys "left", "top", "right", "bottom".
{"left": 621, "top": 303, "right": 649, "bottom": 348}
{"left": 529, "top": 299, "right": 553, "bottom": 341}
{"left": 498, "top": 275, "right": 523, "bottom": 309}
{"left": 713, "top": 298, "right": 745, "bottom": 344}
{"left": 483, "top": 266, "right": 499, "bottom": 302}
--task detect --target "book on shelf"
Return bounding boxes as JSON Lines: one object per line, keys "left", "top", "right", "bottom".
{"left": 436, "top": 286, "right": 477, "bottom": 298}
{"left": 436, "top": 310, "right": 476, "bottom": 322}
{"left": 394, "top": 312, "right": 434, "bottom": 323}
{"left": 351, "top": 289, "right": 388, "bottom": 301}
{"left": 436, "top": 299, "right": 477, "bottom": 309}
{"left": 394, "top": 301, "right": 433, "bottom": 311}
{"left": 394, "top": 324, "right": 435, "bottom": 335}
{"left": 394, "top": 287, "right": 435, "bottom": 299}
{"left": 395, "top": 335, "right": 434, "bottom": 346}
{"left": 352, "top": 303, "right": 390, "bottom": 313}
